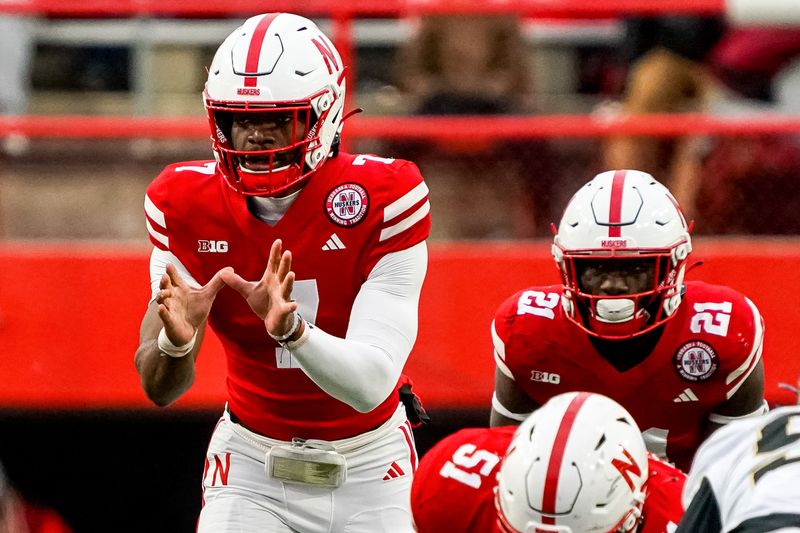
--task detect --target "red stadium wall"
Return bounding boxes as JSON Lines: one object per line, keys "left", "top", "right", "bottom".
{"left": 0, "top": 239, "right": 797, "bottom": 411}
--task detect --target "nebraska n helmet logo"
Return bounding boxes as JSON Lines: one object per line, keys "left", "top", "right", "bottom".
{"left": 325, "top": 183, "right": 369, "bottom": 227}
{"left": 611, "top": 448, "right": 642, "bottom": 491}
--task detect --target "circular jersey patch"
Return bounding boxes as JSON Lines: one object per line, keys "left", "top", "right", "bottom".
{"left": 674, "top": 341, "right": 718, "bottom": 382}
{"left": 326, "top": 183, "right": 369, "bottom": 227}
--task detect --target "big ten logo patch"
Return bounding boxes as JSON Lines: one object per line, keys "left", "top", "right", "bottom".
{"left": 198, "top": 240, "right": 229, "bottom": 253}
{"left": 531, "top": 370, "right": 560, "bottom": 384}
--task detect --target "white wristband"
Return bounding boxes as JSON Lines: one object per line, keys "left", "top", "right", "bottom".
{"left": 157, "top": 328, "right": 197, "bottom": 358}
{"left": 284, "top": 319, "right": 313, "bottom": 350}
{"left": 268, "top": 312, "right": 302, "bottom": 344}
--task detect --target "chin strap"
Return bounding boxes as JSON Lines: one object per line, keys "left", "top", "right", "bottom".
{"left": 329, "top": 108, "right": 363, "bottom": 158}
{"left": 342, "top": 107, "right": 363, "bottom": 122}
{"left": 685, "top": 260, "right": 704, "bottom": 275}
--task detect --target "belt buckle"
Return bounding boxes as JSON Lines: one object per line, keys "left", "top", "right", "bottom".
{"left": 267, "top": 438, "right": 347, "bottom": 488}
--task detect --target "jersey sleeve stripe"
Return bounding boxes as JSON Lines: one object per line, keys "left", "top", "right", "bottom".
{"left": 384, "top": 182, "right": 429, "bottom": 222}
{"left": 492, "top": 320, "right": 514, "bottom": 380}
{"left": 144, "top": 194, "right": 166, "bottom": 228}
{"left": 491, "top": 321, "right": 514, "bottom": 378}
{"left": 379, "top": 200, "right": 430, "bottom": 242}
{"left": 725, "top": 298, "right": 764, "bottom": 398}
{"left": 708, "top": 400, "right": 768, "bottom": 425}
{"left": 146, "top": 218, "right": 169, "bottom": 248}
{"left": 491, "top": 320, "right": 506, "bottom": 361}
{"left": 495, "top": 351, "right": 514, "bottom": 379}
{"left": 491, "top": 393, "right": 530, "bottom": 421}
{"left": 149, "top": 247, "right": 201, "bottom": 301}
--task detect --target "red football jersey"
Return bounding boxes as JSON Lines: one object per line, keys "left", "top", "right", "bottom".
{"left": 640, "top": 455, "right": 686, "bottom": 533}
{"left": 493, "top": 281, "right": 764, "bottom": 470}
{"left": 144, "top": 152, "right": 430, "bottom": 440}
{"left": 411, "top": 429, "right": 684, "bottom": 533}
{"left": 411, "top": 426, "right": 515, "bottom": 533}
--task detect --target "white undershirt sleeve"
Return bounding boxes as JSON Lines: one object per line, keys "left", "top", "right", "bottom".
{"left": 149, "top": 247, "right": 200, "bottom": 301}
{"left": 289, "top": 241, "right": 428, "bottom": 412}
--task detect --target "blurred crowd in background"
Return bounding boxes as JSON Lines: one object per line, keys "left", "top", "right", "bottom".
{"left": 3, "top": 10, "right": 800, "bottom": 241}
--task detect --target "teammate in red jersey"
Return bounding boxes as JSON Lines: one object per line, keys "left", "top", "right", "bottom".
{"left": 490, "top": 170, "right": 765, "bottom": 471}
{"left": 133, "top": 13, "right": 430, "bottom": 533}
{"left": 412, "top": 392, "right": 685, "bottom": 533}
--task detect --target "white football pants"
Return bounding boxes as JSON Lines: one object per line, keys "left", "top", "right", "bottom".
{"left": 198, "top": 404, "right": 417, "bottom": 533}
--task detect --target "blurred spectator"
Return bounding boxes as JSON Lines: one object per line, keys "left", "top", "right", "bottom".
{"left": 603, "top": 16, "right": 726, "bottom": 221}
{"left": 710, "top": 27, "right": 800, "bottom": 110}
{"left": 395, "top": 15, "right": 532, "bottom": 116}
{"left": 393, "top": 15, "right": 561, "bottom": 238}
{"left": 692, "top": 27, "right": 800, "bottom": 234}
{"left": 0, "top": 461, "right": 73, "bottom": 533}
{"left": 0, "top": 16, "right": 35, "bottom": 157}
{"left": 0, "top": 16, "right": 35, "bottom": 115}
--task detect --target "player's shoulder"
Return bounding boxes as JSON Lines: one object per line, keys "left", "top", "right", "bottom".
{"left": 641, "top": 455, "right": 686, "bottom": 532}
{"left": 688, "top": 412, "right": 756, "bottom": 483}
{"left": 425, "top": 427, "right": 513, "bottom": 460}
{"left": 335, "top": 151, "right": 423, "bottom": 178}
{"left": 696, "top": 406, "right": 797, "bottom": 462}
{"left": 146, "top": 159, "right": 219, "bottom": 199}
{"left": 647, "top": 454, "right": 687, "bottom": 486}
{"left": 493, "top": 285, "right": 566, "bottom": 338}
{"left": 496, "top": 285, "right": 565, "bottom": 317}
{"left": 144, "top": 160, "right": 221, "bottom": 248}
{"left": 334, "top": 152, "right": 427, "bottom": 201}
{"left": 682, "top": 280, "right": 763, "bottom": 338}
{"left": 683, "top": 281, "right": 760, "bottom": 316}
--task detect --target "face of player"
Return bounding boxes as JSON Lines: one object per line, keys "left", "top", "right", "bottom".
{"left": 576, "top": 258, "right": 656, "bottom": 296}
{"left": 230, "top": 110, "right": 309, "bottom": 172}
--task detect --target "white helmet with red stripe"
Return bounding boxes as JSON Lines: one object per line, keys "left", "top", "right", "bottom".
{"left": 495, "top": 392, "right": 648, "bottom": 533}
{"left": 204, "top": 12, "right": 346, "bottom": 196}
{"left": 552, "top": 169, "right": 692, "bottom": 339}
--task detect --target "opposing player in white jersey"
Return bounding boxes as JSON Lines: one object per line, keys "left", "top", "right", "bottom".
{"left": 133, "top": 13, "right": 431, "bottom": 533}
{"left": 677, "top": 404, "right": 800, "bottom": 532}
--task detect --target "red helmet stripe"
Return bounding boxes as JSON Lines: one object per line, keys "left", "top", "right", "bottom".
{"left": 244, "top": 13, "right": 280, "bottom": 87}
{"left": 608, "top": 170, "right": 628, "bottom": 237}
{"left": 541, "top": 392, "right": 591, "bottom": 524}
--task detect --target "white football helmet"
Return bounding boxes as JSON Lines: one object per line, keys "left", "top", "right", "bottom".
{"left": 495, "top": 392, "right": 649, "bottom": 533}
{"left": 552, "top": 169, "right": 692, "bottom": 339}
{"left": 204, "top": 13, "right": 346, "bottom": 196}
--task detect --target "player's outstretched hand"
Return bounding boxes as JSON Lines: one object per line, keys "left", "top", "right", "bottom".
{"left": 156, "top": 264, "right": 231, "bottom": 346}
{"left": 220, "top": 239, "right": 299, "bottom": 337}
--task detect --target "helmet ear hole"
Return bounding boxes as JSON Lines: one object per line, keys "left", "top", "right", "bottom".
{"left": 317, "top": 94, "right": 331, "bottom": 112}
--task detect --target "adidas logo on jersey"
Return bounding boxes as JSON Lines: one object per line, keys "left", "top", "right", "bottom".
{"left": 673, "top": 388, "right": 699, "bottom": 402}
{"left": 322, "top": 233, "right": 346, "bottom": 251}
{"left": 382, "top": 461, "right": 405, "bottom": 480}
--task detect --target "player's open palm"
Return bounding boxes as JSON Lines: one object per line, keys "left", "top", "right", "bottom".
{"left": 156, "top": 263, "right": 230, "bottom": 345}
{"left": 220, "top": 239, "right": 298, "bottom": 337}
